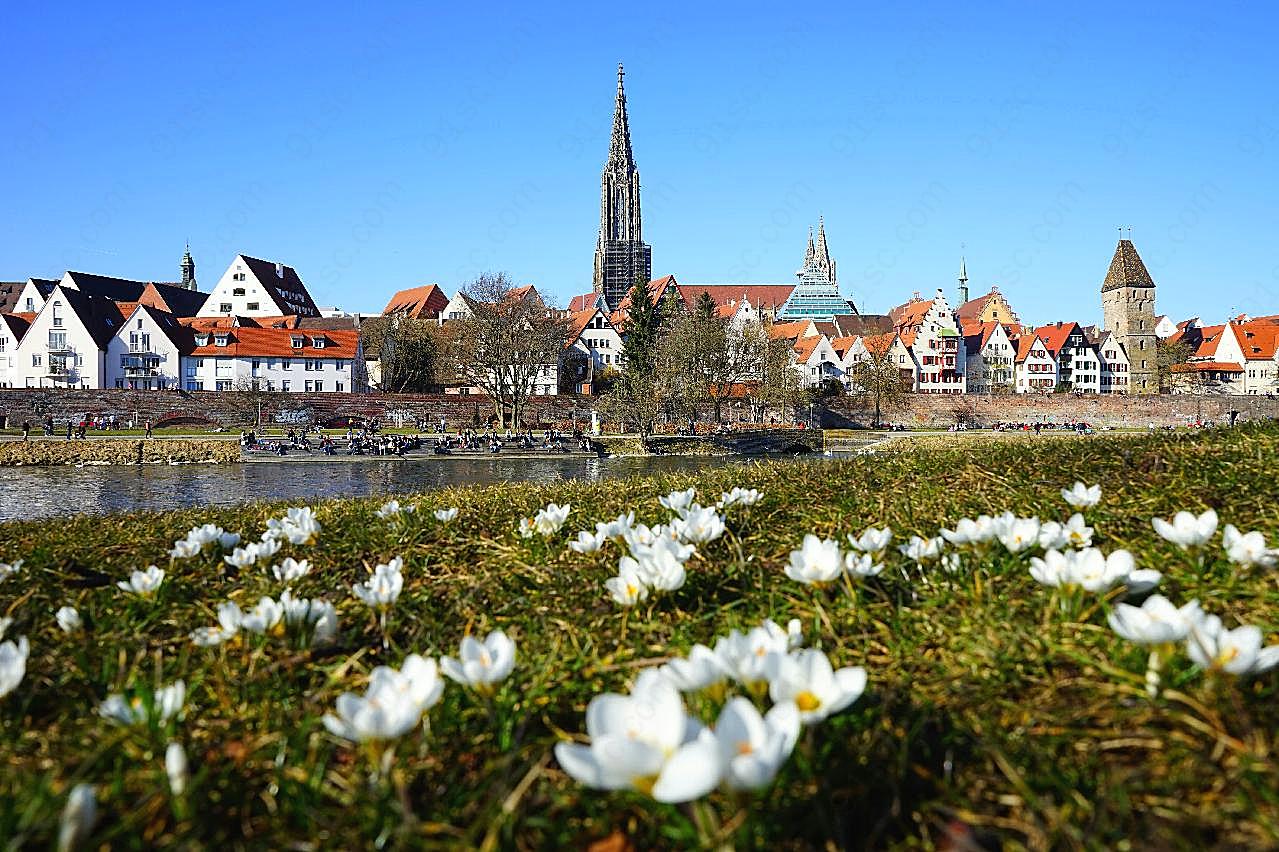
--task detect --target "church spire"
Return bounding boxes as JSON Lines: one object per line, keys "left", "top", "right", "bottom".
{"left": 957, "top": 255, "right": 969, "bottom": 305}
{"left": 608, "top": 63, "right": 634, "bottom": 171}
{"left": 815, "top": 216, "right": 833, "bottom": 278}
{"left": 180, "top": 241, "right": 196, "bottom": 290}
{"left": 805, "top": 226, "right": 815, "bottom": 262}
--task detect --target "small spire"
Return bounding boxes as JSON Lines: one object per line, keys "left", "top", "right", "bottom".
{"left": 958, "top": 255, "right": 968, "bottom": 283}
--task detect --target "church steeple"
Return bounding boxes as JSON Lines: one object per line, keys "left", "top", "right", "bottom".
{"left": 180, "top": 242, "right": 196, "bottom": 290}
{"left": 957, "top": 255, "right": 969, "bottom": 305}
{"left": 814, "top": 216, "right": 834, "bottom": 282}
{"left": 593, "top": 64, "right": 651, "bottom": 311}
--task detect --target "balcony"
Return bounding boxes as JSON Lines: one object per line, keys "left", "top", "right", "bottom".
{"left": 47, "top": 343, "right": 74, "bottom": 355}
{"left": 127, "top": 343, "right": 155, "bottom": 355}
{"left": 46, "top": 363, "right": 71, "bottom": 378}
{"left": 124, "top": 366, "right": 160, "bottom": 378}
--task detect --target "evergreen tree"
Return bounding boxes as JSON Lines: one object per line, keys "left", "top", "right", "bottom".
{"left": 694, "top": 290, "right": 717, "bottom": 320}
{"left": 620, "top": 275, "right": 661, "bottom": 376}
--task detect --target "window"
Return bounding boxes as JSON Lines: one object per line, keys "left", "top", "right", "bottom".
{"left": 233, "top": 272, "right": 246, "bottom": 282}
{"left": 281, "top": 359, "right": 291, "bottom": 370}
{"left": 214, "top": 335, "right": 228, "bottom": 347}
{"left": 32, "top": 354, "right": 41, "bottom": 367}
{"left": 232, "top": 287, "right": 246, "bottom": 296}
{"left": 252, "top": 359, "right": 261, "bottom": 371}
{"left": 311, "top": 337, "right": 325, "bottom": 348}
{"left": 115, "top": 380, "right": 124, "bottom": 389}
{"left": 291, "top": 336, "right": 303, "bottom": 348}
{"left": 281, "top": 380, "right": 290, "bottom": 391}
{"left": 335, "top": 382, "right": 344, "bottom": 392}
{"left": 219, "top": 303, "right": 232, "bottom": 313}
{"left": 336, "top": 360, "right": 346, "bottom": 370}
{"left": 246, "top": 302, "right": 259, "bottom": 311}
{"left": 24, "top": 297, "right": 33, "bottom": 311}
{"left": 216, "top": 380, "right": 232, "bottom": 391}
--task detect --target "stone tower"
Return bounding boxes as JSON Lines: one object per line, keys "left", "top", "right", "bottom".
{"left": 1101, "top": 238, "right": 1157, "bottom": 394}
{"left": 592, "top": 64, "right": 651, "bottom": 311}
{"left": 180, "top": 242, "right": 196, "bottom": 290}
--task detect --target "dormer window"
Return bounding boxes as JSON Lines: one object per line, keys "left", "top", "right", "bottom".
{"left": 291, "top": 336, "right": 304, "bottom": 348}
{"left": 214, "top": 334, "right": 229, "bottom": 347}
{"left": 311, "top": 337, "right": 325, "bottom": 348}
{"left": 195, "top": 334, "right": 209, "bottom": 346}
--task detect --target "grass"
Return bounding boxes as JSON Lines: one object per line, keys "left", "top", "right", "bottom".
{"left": 1, "top": 425, "right": 1278, "bottom": 849}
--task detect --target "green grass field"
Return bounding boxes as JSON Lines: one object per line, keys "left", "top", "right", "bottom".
{"left": 1, "top": 425, "right": 1277, "bottom": 849}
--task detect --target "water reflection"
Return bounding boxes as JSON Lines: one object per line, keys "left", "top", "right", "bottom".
{"left": 0, "top": 456, "right": 777, "bottom": 521}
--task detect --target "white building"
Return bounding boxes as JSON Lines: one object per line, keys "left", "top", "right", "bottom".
{"left": 197, "top": 255, "right": 320, "bottom": 319}
{"left": 962, "top": 321, "right": 1016, "bottom": 394}
{"left": 183, "top": 327, "right": 366, "bottom": 393}
{"left": 891, "top": 289, "right": 966, "bottom": 394}
{"left": 1094, "top": 330, "right": 1131, "bottom": 394}
{"left": 7, "top": 285, "right": 123, "bottom": 389}
{"left": 1014, "top": 333, "right": 1057, "bottom": 394}
{"left": 105, "top": 305, "right": 188, "bottom": 390}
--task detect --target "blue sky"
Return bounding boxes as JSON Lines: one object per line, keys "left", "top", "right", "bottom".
{"left": 2, "top": 1, "right": 1276, "bottom": 323}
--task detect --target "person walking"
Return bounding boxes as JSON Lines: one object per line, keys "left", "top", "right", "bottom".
{"left": 21, "top": 420, "right": 30, "bottom": 441}
{"left": 66, "top": 420, "right": 73, "bottom": 440}
{"left": 145, "top": 419, "right": 153, "bottom": 439}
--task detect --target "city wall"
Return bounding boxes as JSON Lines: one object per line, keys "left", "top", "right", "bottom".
{"left": 0, "top": 388, "right": 1275, "bottom": 433}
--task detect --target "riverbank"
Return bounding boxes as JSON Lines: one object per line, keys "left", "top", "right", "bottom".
{"left": 1, "top": 425, "right": 1276, "bottom": 848}
{"left": 0, "top": 438, "right": 240, "bottom": 466}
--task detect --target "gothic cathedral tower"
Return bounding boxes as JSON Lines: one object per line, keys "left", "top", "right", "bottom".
{"left": 592, "top": 64, "right": 651, "bottom": 310}
{"left": 1101, "top": 238, "right": 1157, "bottom": 394}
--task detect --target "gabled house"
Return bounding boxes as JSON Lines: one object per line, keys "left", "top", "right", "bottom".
{"left": 106, "top": 305, "right": 192, "bottom": 390}
{"left": 1013, "top": 333, "right": 1057, "bottom": 394}
{"left": 563, "top": 303, "right": 625, "bottom": 393}
{"left": 197, "top": 255, "right": 320, "bottom": 319}
{"left": 0, "top": 313, "right": 33, "bottom": 387}
{"left": 955, "top": 286, "right": 1020, "bottom": 327}
{"left": 10, "top": 284, "right": 125, "bottom": 388}
{"left": 1091, "top": 330, "right": 1131, "bottom": 394}
{"left": 962, "top": 321, "right": 1015, "bottom": 394}
{"left": 791, "top": 335, "right": 841, "bottom": 388}
{"left": 890, "top": 289, "right": 966, "bottom": 394}
{"left": 1034, "top": 322, "right": 1096, "bottom": 392}
{"left": 382, "top": 284, "right": 449, "bottom": 320}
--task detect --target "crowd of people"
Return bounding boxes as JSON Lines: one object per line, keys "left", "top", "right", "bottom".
{"left": 240, "top": 424, "right": 593, "bottom": 457}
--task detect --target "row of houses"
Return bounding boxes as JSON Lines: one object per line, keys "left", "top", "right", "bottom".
{"left": 5, "top": 241, "right": 1277, "bottom": 400}
{"left": 0, "top": 257, "right": 366, "bottom": 393}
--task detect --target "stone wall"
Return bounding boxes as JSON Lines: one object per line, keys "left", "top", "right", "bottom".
{"left": 824, "top": 393, "right": 1279, "bottom": 429}
{"left": 0, "top": 387, "right": 1275, "bottom": 433}
{"left": 0, "top": 439, "right": 239, "bottom": 466}
{"left": 0, "top": 388, "right": 591, "bottom": 431}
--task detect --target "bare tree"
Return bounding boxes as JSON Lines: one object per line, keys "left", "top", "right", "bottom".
{"left": 1156, "top": 338, "right": 1195, "bottom": 394}
{"left": 362, "top": 316, "right": 442, "bottom": 393}
{"left": 442, "top": 273, "right": 569, "bottom": 428}
{"left": 847, "top": 345, "right": 909, "bottom": 426}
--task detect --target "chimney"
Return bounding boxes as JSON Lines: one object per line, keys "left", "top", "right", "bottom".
{"left": 274, "top": 263, "right": 284, "bottom": 278}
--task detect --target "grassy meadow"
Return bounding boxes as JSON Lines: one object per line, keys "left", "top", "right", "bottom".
{"left": 1, "top": 425, "right": 1278, "bottom": 849}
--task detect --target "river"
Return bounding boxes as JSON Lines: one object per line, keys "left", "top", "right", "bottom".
{"left": 0, "top": 456, "right": 799, "bottom": 522}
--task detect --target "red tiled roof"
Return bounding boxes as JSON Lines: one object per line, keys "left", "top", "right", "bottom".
{"left": 1192, "top": 324, "right": 1226, "bottom": 359}
{"left": 382, "top": 284, "right": 449, "bottom": 319}
{"left": 768, "top": 320, "right": 812, "bottom": 341}
{"left": 1032, "top": 322, "right": 1081, "bottom": 356}
{"left": 830, "top": 335, "right": 860, "bottom": 359}
{"left": 1174, "top": 361, "right": 1243, "bottom": 373}
{"left": 568, "top": 293, "right": 597, "bottom": 313}
{"left": 0, "top": 313, "right": 32, "bottom": 342}
{"left": 889, "top": 298, "right": 932, "bottom": 328}
{"left": 861, "top": 332, "right": 897, "bottom": 357}
{"left": 1014, "top": 334, "right": 1050, "bottom": 363}
{"left": 187, "top": 327, "right": 360, "bottom": 359}
{"left": 564, "top": 308, "right": 598, "bottom": 348}
{"left": 1230, "top": 321, "right": 1279, "bottom": 361}
{"left": 792, "top": 337, "right": 821, "bottom": 361}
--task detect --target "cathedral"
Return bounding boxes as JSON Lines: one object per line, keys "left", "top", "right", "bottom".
{"left": 775, "top": 217, "right": 858, "bottom": 321}
{"left": 592, "top": 65, "right": 651, "bottom": 311}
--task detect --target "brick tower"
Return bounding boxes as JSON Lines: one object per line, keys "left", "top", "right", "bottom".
{"left": 1101, "top": 238, "right": 1157, "bottom": 394}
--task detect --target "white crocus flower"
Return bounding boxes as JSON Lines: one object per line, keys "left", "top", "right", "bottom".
{"left": 0, "top": 617, "right": 11, "bottom": 639}
{"left": 786, "top": 535, "right": 843, "bottom": 585}
{"left": 1037, "top": 521, "right": 1069, "bottom": 552}
{"left": 533, "top": 503, "right": 572, "bottom": 536}
{"left": 621, "top": 523, "right": 660, "bottom": 551}
{"left": 597, "top": 512, "right": 636, "bottom": 541}
{"left": 280, "top": 592, "right": 339, "bottom": 646}
{"left": 191, "top": 601, "right": 243, "bottom": 646}
{"left": 1151, "top": 509, "right": 1218, "bottom": 549}
{"left": 517, "top": 517, "right": 536, "bottom": 539}
{"left": 272, "top": 557, "right": 312, "bottom": 583}
{"left": 718, "top": 487, "right": 761, "bottom": 509}
{"left": 0, "top": 635, "right": 29, "bottom": 698}
{"left": 1187, "top": 615, "right": 1279, "bottom": 676}
{"left": 626, "top": 539, "right": 690, "bottom": 592}
{"left": 441, "top": 629, "right": 516, "bottom": 692}
{"left": 899, "top": 536, "right": 944, "bottom": 563}
{"left": 659, "top": 644, "right": 731, "bottom": 692}
{"left": 714, "top": 620, "right": 797, "bottom": 688}
{"left": 939, "top": 552, "right": 963, "bottom": 574}
{"left": 322, "top": 655, "right": 444, "bottom": 743}
{"left": 56, "top": 606, "right": 83, "bottom": 634}
{"left": 844, "top": 552, "right": 884, "bottom": 579}
{"left": 253, "top": 536, "right": 283, "bottom": 560}
{"left": 266, "top": 507, "right": 322, "bottom": 545}
{"left": 998, "top": 518, "right": 1041, "bottom": 554}
{"left": 168, "top": 539, "right": 202, "bottom": 560}
{"left": 1061, "top": 482, "right": 1101, "bottom": 508}
{"left": 672, "top": 505, "right": 725, "bottom": 544}
{"left": 117, "top": 566, "right": 165, "bottom": 597}
{"left": 568, "top": 530, "right": 606, "bottom": 554}
{"left": 0, "top": 559, "right": 23, "bottom": 582}
{"left": 1222, "top": 524, "right": 1279, "bottom": 569}
{"left": 848, "top": 527, "right": 892, "bottom": 556}
{"left": 659, "top": 488, "right": 697, "bottom": 517}
{"left": 223, "top": 546, "right": 258, "bottom": 570}
{"left": 553, "top": 671, "right": 722, "bottom": 802}
{"left": 218, "top": 531, "right": 241, "bottom": 550}
{"left": 1109, "top": 596, "right": 1202, "bottom": 645}
{"left": 57, "top": 783, "right": 96, "bottom": 852}
{"left": 767, "top": 648, "right": 867, "bottom": 725}
{"left": 239, "top": 597, "right": 284, "bottom": 635}
{"left": 99, "top": 680, "right": 186, "bottom": 726}
{"left": 1064, "top": 513, "right": 1094, "bottom": 548}
{"left": 165, "top": 741, "right": 189, "bottom": 796}
{"left": 713, "top": 697, "right": 800, "bottom": 790}
{"left": 352, "top": 559, "right": 404, "bottom": 610}
{"left": 433, "top": 507, "right": 459, "bottom": 523}
{"left": 604, "top": 563, "right": 649, "bottom": 607}
{"left": 1030, "top": 548, "right": 1157, "bottom": 594}
{"left": 376, "top": 500, "right": 414, "bottom": 519}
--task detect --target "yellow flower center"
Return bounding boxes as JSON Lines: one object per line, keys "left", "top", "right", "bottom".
{"left": 796, "top": 691, "right": 821, "bottom": 712}
{"left": 631, "top": 775, "right": 658, "bottom": 796}
{"left": 736, "top": 741, "right": 754, "bottom": 756}
{"left": 1216, "top": 647, "right": 1240, "bottom": 667}
{"left": 626, "top": 584, "right": 637, "bottom": 597}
